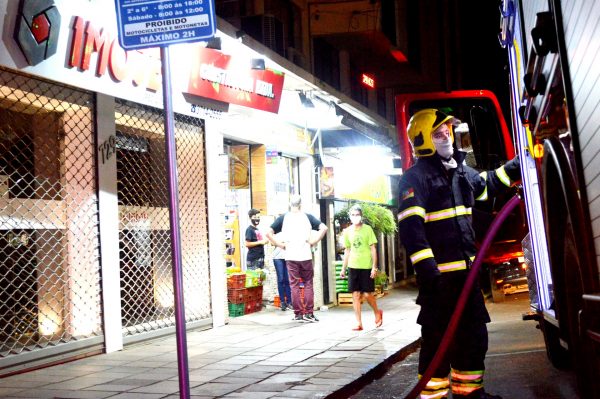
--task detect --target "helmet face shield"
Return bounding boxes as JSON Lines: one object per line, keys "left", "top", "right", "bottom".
{"left": 407, "top": 109, "right": 455, "bottom": 158}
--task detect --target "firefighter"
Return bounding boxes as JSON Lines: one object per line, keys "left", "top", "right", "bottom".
{"left": 398, "top": 109, "right": 520, "bottom": 399}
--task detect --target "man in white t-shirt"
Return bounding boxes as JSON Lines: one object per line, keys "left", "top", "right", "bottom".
{"left": 266, "top": 195, "right": 327, "bottom": 322}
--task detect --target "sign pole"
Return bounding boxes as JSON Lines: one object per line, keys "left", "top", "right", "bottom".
{"left": 113, "top": 2, "right": 216, "bottom": 397}
{"left": 160, "top": 45, "right": 190, "bottom": 399}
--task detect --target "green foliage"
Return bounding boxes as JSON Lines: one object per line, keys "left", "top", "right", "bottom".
{"left": 374, "top": 270, "right": 388, "bottom": 286}
{"left": 335, "top": 202, "right": 397, "bottom": 235}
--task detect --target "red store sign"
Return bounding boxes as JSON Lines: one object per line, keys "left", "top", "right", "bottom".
{"left": 186, "top": 47, "right": 285, "bottom": 114}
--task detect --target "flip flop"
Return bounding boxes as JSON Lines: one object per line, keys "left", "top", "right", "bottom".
{"left": 375, "top": 310, "right": 383, "bottom": 328}
{"left": 352, "top": 325, "right": 363, "bottom": 331}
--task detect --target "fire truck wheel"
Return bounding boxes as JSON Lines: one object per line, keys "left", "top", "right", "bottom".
{"left": 542, "top": 137, "right": 595, "bottom": 395}
{"left": 562, "top": 219, "right": 592, "bottom": 395}
{"left": 540, "top": 318, "right": 569, "bottom": 369}
{"left": 560, "top": 220, "right": 584, "bottom": 357}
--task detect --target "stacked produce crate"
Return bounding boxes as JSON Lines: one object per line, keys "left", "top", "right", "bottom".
{"left": 226, "top": 270, "right": 265, "bottom": 317}
{"left": 334, "top": 261, "right": 353, "bottom": 305}
{"left": 244, "top": 269, "right": 265, "bottom": 314}
{"left": 244, "top": 286, "right": 263, "bottom": 314}
{"left": 334, "top": 261, "right": 348, "bottom": 293}
{"left": 227, "top": 273, "right": 246, "bottom": 317}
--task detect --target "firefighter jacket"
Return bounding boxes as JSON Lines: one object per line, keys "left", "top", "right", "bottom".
{"left": 398, "top": 151, "right": 521, "bottom": 326}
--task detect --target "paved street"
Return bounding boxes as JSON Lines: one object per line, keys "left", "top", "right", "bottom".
{"left": 351, "top": 292, "right": 579, "bottom": 399}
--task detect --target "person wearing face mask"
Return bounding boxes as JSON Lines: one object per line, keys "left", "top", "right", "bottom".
{"left": 340, "top": 205, "right": 383, "bottom": 331}
{"left": 397, "top": 109, "right": 521, "bottom": 399}
{"left": 245, "top": 208, "right": 268, "bottom": 270}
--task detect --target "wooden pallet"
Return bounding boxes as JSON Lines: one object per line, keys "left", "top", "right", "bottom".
{"left": 337, "top": 292, "right": 364, "bottom": 306}
{"left": 338, "top": 291, "right": 386, "bottom": 306}
{"left": 338, "top": 293, "right": 353, "bottom": 306}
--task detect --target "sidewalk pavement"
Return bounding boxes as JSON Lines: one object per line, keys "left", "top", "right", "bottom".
{"left": 0, "top": 287, "right": 421, "bottom": 399}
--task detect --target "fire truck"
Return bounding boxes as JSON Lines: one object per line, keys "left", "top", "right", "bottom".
{"left": 395, "top": 1, "right": 600, "bottom": 396}
{"left": 500, "top": 0, "right": 600, "bottom": 396}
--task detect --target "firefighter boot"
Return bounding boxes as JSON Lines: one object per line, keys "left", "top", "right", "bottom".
{"left": 452, "top": 389, "right": 502, "bottom": 399}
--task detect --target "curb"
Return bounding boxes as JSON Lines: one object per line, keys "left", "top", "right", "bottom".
{"left": 325, "top": 338, "right": 422, "bottom": 399}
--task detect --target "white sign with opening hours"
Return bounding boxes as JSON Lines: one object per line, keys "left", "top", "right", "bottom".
{"left": 114, "top": 0, "right": 216, "bottom": 49}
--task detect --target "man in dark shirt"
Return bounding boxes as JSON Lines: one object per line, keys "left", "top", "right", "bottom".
{"left": 245, "top": 208, "right": 267, "bottom": 270}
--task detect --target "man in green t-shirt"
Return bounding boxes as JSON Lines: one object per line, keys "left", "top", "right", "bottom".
{"left": 340, "top": 205, "right": 383, "bottom": 331}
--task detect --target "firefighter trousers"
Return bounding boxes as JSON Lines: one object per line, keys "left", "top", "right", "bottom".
{"left": 418, "top": 320, "right": 489, "bottom": 398}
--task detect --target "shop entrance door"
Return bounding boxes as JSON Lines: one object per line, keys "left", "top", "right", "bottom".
{"left": 115, "top": 101, "right": 210, "bottom": 340}
{"left": 0, "top": 68, "right": 102, "bottom": 374}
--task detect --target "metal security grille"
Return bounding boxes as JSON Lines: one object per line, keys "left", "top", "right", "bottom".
{"left": 0, "top": 68, "right": 102, "bottom": 360}
{"left": 115, "top": 100, "right": 210, "bottom": 338}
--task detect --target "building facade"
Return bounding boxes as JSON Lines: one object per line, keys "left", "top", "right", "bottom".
{"left": 0, "top": 0, "right": 397, "bottom": 375}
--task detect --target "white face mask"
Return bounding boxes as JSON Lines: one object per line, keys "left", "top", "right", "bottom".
{"left": 433, "top": 137, "right": 454, "bottom": 159}
{"left": 350, "top": 215, "right": 362, "bottom": 225}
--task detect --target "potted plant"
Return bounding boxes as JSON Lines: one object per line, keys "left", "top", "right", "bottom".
{"left": 374, "top": 270, "right": 389, "bottom": 292}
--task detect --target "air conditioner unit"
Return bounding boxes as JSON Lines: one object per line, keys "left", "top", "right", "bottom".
{"left": 241, "top": 14, "right": 285, "bottom": 57}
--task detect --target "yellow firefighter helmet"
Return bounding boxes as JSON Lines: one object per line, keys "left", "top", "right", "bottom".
{"left": 407, "top": 108, "right": 455, "bottom": 157}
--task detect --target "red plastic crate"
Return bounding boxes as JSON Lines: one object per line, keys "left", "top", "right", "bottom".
{"left": 246, "top": 286, "right": 263, "bottom": 302}
{"left": 227, "top": 288, "right": 248, "bottom": 304}
{"left": 244, "top": 299, "right": 262, "bottom": 314}
{"left": 227, "top": 274, "right": 246, "bottom": 289}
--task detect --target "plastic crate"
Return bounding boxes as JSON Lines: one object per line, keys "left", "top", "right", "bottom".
{"left": 245, "top": 276, "right": 262, "bottom": 287}
{"left": 336, "top": 280, "right": 349, "bottom": 293}
{"left": 244, "top": 299, "right": 262, "bottom": 314}
{"left": 246, "top": 286, "right": 263, "bottom": 302}
{"left": 228, "top": 302, "right": 245, "bottom": 317}
{"left": 227, "top": 273, "right": 246, "bottom": 289}
{"left": 245, "top": 269, "right": 265, "bottom": 287}
{"left": 227, "top": 287, "right": 248, "bottom": 304}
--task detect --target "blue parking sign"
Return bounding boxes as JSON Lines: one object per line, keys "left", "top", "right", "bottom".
{"left": 114, "top": 0, "right": 216, "bottom": 50}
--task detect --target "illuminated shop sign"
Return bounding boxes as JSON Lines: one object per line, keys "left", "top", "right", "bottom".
{"left": 2, "top": 2, "right": 282, "bottom": 116}
{"left": 14, "top": 0, "right": 61, "bottom": 66}
{"left": 322, "top": 152, "right": 393, "bottom": 205}
{"left": 361, "top": 73, "right": 375, "bottom": 89}
{"left": 186, "top": 48, "right": 285, "bottom": 114}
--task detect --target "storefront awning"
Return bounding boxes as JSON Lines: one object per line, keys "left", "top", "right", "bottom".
{"left": 332, "top": 103, "right": 396, "bottom": 149}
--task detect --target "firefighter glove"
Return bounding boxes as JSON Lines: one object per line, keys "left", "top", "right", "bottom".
{"left": 504, "top": 155, "right": 521, "bottom": 182}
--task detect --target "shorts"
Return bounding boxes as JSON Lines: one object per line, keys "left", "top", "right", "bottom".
{"left": 348, "top": 268, "right": 375, "bottom": 293}
{"left": 247, "top": 257, "right": 264, "bottom": 270}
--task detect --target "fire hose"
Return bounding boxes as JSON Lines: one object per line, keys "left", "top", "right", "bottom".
{"left": 403, "top": 194, "right": 522, "bottom": 399}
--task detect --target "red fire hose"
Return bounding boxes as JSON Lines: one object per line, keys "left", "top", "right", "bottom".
{"left": 403, "top": 195, "right": 522, "bottom": 399}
